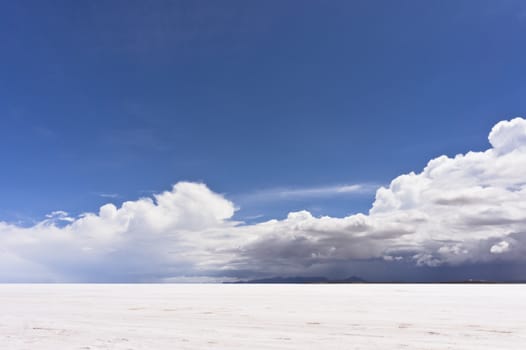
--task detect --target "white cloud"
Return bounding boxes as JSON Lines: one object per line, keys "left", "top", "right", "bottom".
{"left": 1, "top": 118, "right": 526, "bottom": 281}
{"left": 488, "top": 116, "right": 526, "bottom": 154}
{"left": 0, "top": 183, "right": 240, "bottom": 282}
{"left": 44, "top": 211, "right": 75, "bottom": 223}
{"left": 490, "top": 241, "right": 510, "bottom": 254}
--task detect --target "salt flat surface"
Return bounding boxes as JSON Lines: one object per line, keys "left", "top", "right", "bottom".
{"left": 0, "top": 284, "right": 524, "bottom": 349}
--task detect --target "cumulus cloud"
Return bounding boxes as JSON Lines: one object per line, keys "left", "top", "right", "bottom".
{"left": 0, "top": 183, "right": 241, "bottom": 282}
{"left": 1, "top": 118, "right": 526, "bottom": 281}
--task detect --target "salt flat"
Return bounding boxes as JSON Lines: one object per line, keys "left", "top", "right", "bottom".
{"left": 0, "top": 284, "right": 524, "bottom": 349}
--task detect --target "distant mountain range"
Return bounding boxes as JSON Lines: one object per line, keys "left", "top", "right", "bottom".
{"left": 228, "top": 276, "right": 367, "bottom": 284}
{"left": 226, "top": 276, "right": 526, "bottom": 284}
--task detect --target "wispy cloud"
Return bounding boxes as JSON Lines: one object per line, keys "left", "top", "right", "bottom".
{"left": 236, "top": 183, "right": 378, "bottom": 203}
{"left": 92, "top": 192, "right": 120, "bottom": 199}
{"left": 242, "top": 214, "right": 265, "bottom": 220}
{"left": 98, "top": 193, "right": 120, "bottom": 199}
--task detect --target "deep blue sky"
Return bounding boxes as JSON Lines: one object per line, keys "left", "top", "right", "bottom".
{"left": 1, "top": 0, "right": 525, "bottom": 224}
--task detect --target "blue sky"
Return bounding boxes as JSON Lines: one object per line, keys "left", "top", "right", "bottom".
{"left": 2, "top": 0, "right": 525, "bottom": 224}
{"left": 1, "top": 1, "right": 526, "bottom": 282}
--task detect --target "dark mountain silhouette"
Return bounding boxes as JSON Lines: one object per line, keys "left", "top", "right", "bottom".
{"left": 225, "top": 276, "right": 526, "bottom": 284}
{"left": 228, "top": 276, "right": 367, "bottom": 284}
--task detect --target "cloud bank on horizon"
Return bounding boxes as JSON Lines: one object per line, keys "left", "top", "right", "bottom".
{"left": 1, "top": 118, "right": 526, "bottom": 282}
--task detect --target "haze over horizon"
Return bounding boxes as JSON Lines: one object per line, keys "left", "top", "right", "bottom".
{"left": 2, "top": 1, "right": 526, "bottom": 282}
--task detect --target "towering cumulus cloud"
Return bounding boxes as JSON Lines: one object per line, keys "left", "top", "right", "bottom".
{"left": 1, "top": 118, "right": 526, "bottom": 282}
